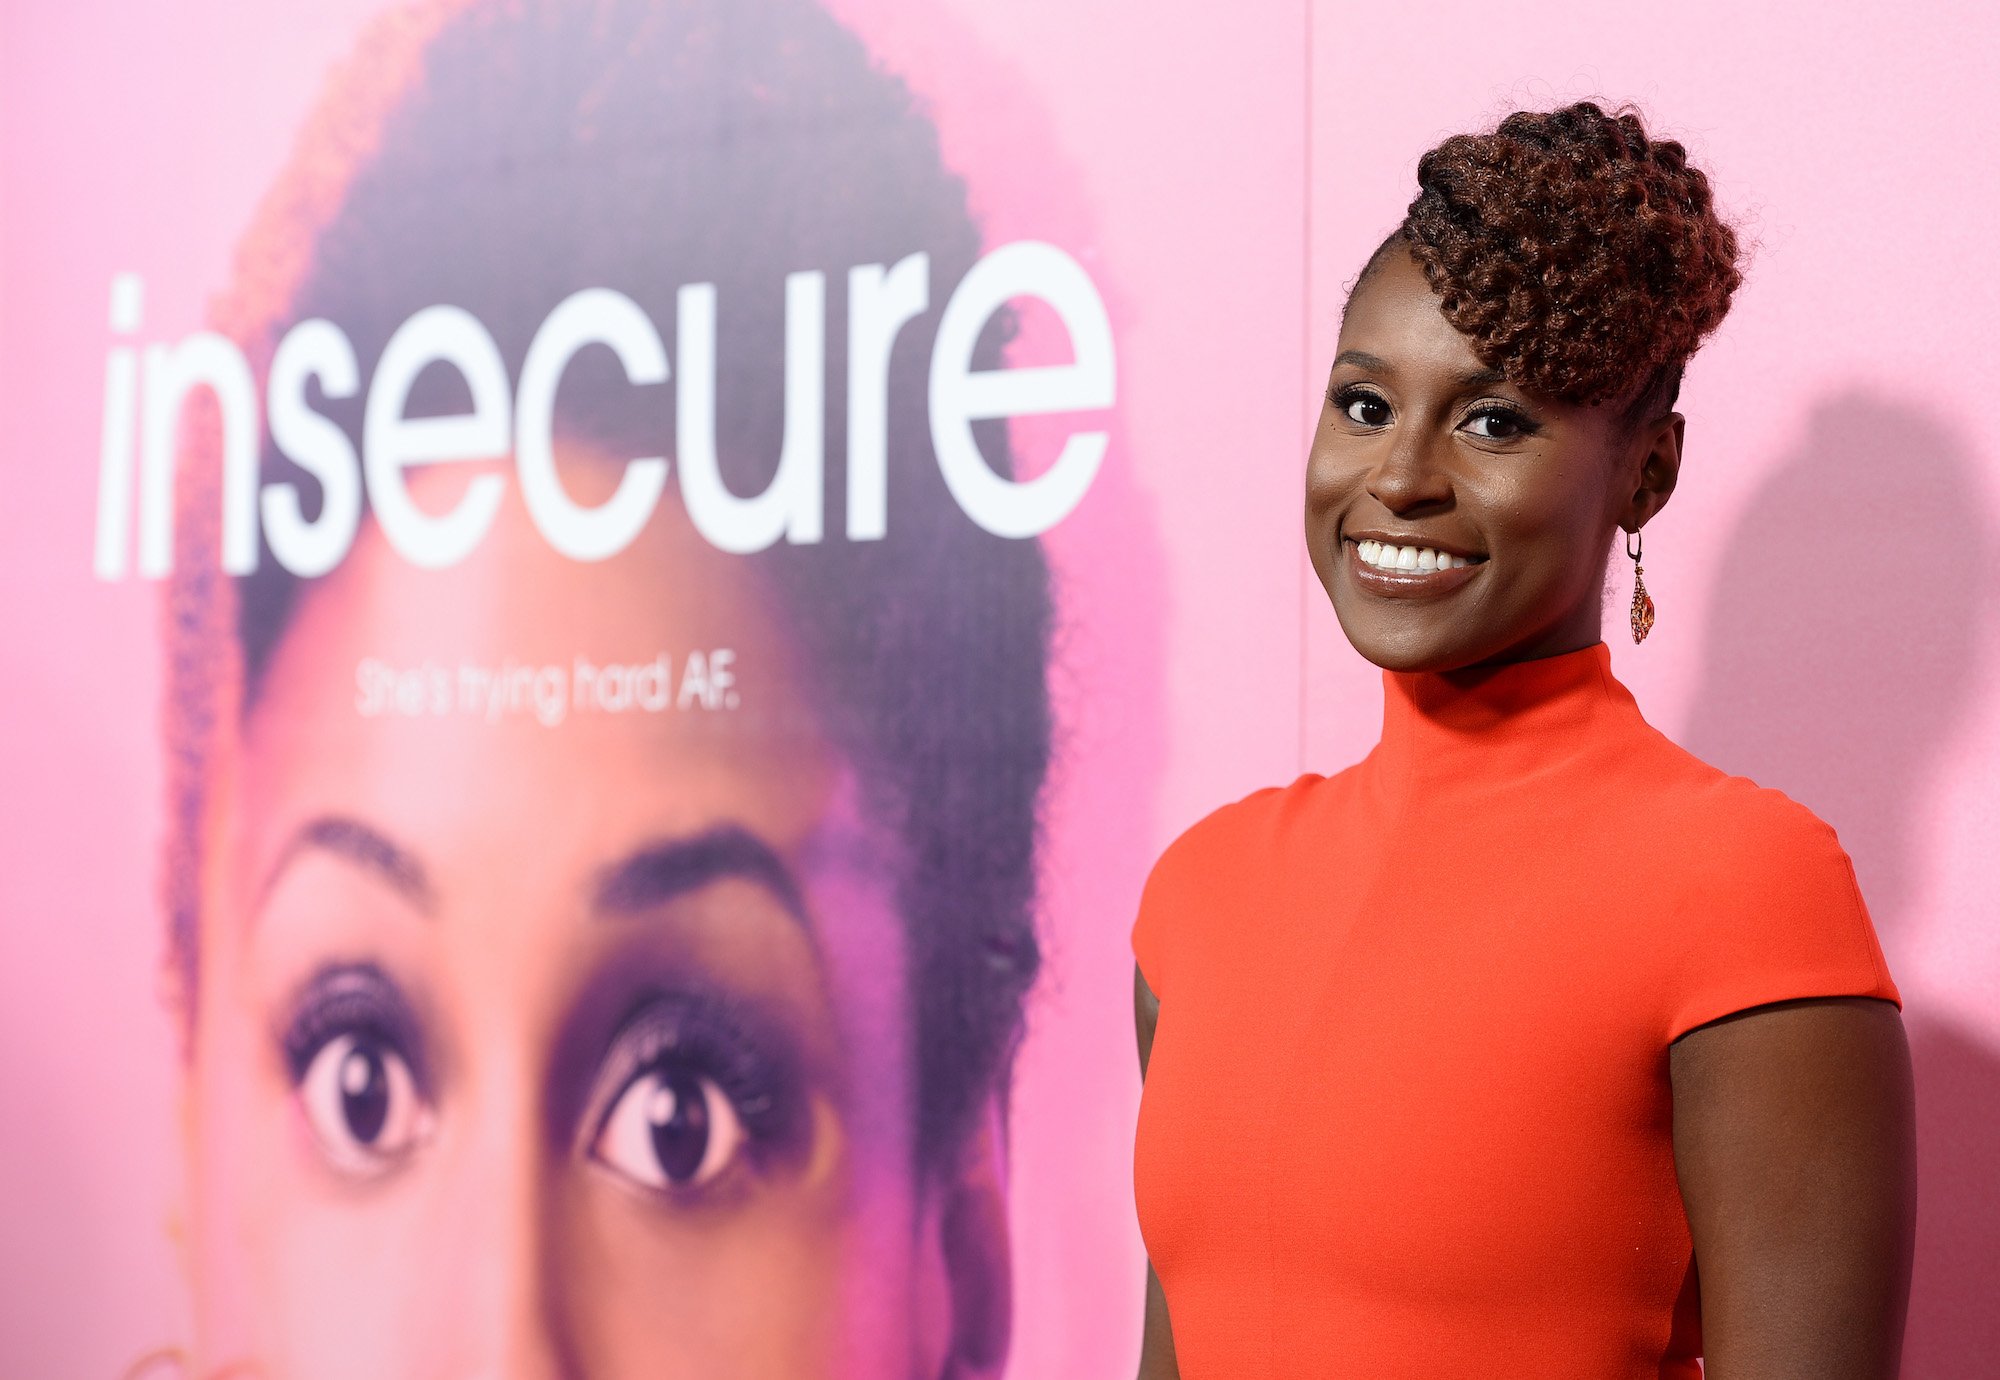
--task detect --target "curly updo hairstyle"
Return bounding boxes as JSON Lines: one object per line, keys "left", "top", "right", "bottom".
{"left": 1379, "top": 101, "right": 1742, "bottom": 418}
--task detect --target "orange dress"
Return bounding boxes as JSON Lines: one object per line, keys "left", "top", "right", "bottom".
{"left": 1131, "top": 641, "right": 1899, "bottom": 1378}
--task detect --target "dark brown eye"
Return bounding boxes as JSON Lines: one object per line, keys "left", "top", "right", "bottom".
{"left": 1336, "top": 389, "right": 1391, "bottom": 427}
{"left": 284, "top": 966, "right": 434, "bottom": 1180}
{"left": 1464, "top": 407, "right": 1529, "bottom": 440}
{"left": 298, "top": 1032, "right": 431, "bottom": 1175}
{"left": 593, "top": 1062, "right": 746, "bottom": 1190}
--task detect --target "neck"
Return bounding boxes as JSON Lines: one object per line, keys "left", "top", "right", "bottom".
{"left": 1370, "top": 640, "right": 1645, "bottom": 798}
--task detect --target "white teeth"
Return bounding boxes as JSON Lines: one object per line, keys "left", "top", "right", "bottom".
{"left": 1353, "top": 539, "right": 1475, "bottom": 573}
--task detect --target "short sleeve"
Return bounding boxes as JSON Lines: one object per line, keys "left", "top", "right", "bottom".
{"left": 1663, "top": 788, "right": 1901, "bottom": 1042}
{"left": 1131, "top": 799, "right": 1250, "bottom": 1000}
{"left": 1131, "top": 828, "right": 1190, "bottom": 998}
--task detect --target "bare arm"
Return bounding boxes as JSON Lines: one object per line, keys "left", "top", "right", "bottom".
{"left": 1670, "top": 996, "right": 1916, "bottom": 1379}
{"left": 1135, "top": 965, "right": 1182, "bottom": 1380}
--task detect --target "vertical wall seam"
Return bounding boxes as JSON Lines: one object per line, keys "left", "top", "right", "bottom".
{"left": 1297, "top": 0, "right": 1314, "bottom": 776}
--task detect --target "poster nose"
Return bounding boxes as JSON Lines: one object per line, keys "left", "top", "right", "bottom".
{"left": 433, "top": 1108, "right": 569, "bottom": 1380}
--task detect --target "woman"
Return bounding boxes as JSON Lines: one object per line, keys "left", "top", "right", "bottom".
{"left": 156, "top": 0, "right": 1046, "bottom": 1374}
{"left": 1131, "top": 103, "right": 1915, "bottom": 1379}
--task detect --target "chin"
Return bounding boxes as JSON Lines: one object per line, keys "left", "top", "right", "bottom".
{"left": 1330, "top": 602, "right": 1485, "bottom": 675}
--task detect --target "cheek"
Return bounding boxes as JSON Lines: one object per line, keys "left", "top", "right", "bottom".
{"left": 551, "top": 1171, "right": 851, "bottom": 1377}
{"left": 260, "top": 1191, "right": 466, "bottom": 1380}
{"left": 1304, "top": 431, "right": 1361, "bottom": 518}
{"left": 188, "top": 934, "right": 454, "bottom": 1379}
{"left": 550, "top": 877, "right": 924, "bottom": 1378}
{"left": 1479, "top": 460, "right": 1613, "bottom": 573}
{"left": 811, "top": 874, "right": 931, "bottom": 1375}
{"left": 186, "top": 910, "right": 282, "bottom": 1362}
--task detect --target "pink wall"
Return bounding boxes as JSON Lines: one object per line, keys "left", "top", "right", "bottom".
{"left": 2, "top": 1, "right": 1995, "bottom": 1376}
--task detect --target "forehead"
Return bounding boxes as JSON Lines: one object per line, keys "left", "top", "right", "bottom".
{"left": 1337, "top": 247, "right": 1488, "bottom": 377}
{"left": 233, "top": 450, "right": 848, "bottom": 905}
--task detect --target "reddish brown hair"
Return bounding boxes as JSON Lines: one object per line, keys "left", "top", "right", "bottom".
{"left": 1389, "top": 100, "right": 1742, "bottom": 412}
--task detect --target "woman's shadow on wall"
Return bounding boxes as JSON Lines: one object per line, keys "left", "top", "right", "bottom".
{"left": 1680, "top": 392, "right": 1998, "bottom": 1377}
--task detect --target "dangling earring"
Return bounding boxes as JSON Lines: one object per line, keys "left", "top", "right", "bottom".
{"left": 1627, "top": 528, "right": 1655, "bottom": 643}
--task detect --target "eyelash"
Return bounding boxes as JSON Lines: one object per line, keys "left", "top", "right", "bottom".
{"left": 1329, "top": 384, "right": 1388, "bottom": 426}
{"left": 281, "top": 963, "right": 430, "bottom": 1094}
{"left": 586, "top": 990, "right": 807, "bottom": 1166}
{"left": 278, "top": 967, "right": 808, "bottom": 1198}
{"left": 1328, "top": 384, "right": 1539, "bottom": 439}
{"left": 1464, "top": 404, "right": 1537, "bottom": 440}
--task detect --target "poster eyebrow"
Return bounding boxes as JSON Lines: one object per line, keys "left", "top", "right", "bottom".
{"left": 592, "top": 823, "right": 810, "bottom": 926}
{"left": 259, "top": 814, "right": 436, "bottom": 915}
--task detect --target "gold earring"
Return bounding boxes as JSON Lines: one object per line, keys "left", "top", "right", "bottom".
{"left": 1627, "top": 529, "right": 1655, "bottom": 643}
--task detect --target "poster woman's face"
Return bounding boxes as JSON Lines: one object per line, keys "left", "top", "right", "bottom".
{"left": 185, "top": 453, "right": 940, "bottom": 1377}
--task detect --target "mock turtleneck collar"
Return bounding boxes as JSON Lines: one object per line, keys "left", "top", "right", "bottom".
{"left": 1372, "top": 641, "right": 1648, "bottom": 795}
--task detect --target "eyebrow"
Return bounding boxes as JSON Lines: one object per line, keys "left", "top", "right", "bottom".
{"left": 260, "top": 815, "right": 436, "bottom": 914}
{"left": 1331, "top": 349, "right": 1510, "bottom": 392}
{"left": 258, "top": 816, "right": 808, "bottom": 928}
{"left": 592, "top": 823, "right": 809, "bottom": 926}
{"left": 1332, "top": 349, "right": 1392, "bottom": 373}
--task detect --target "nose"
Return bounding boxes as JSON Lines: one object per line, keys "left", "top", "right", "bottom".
{"left": 434, "top": 1093, "right": 572, "bottom": 1380}
{"left": 1365, "top": 421, "right": 1454, "bottom": 515}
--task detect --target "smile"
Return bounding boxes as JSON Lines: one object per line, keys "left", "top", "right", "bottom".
{"left": 1344, "top": 537, "right": 1486, "bottom": 598}
{"left": 1354, "top": 539, "right": 1477, "bottom": 572}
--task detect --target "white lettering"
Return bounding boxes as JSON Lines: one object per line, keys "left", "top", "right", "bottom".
{"left": 928, "top": 240, "right": 1114, "bottom": 538}
{"left": 846, "top": 254, "right": 929, "bottom": 541}
{"left": 516, "top": 288, "right": 669, "bottom": 561}
{"left": 140, "top": 332, "right": 260, "bottom": 576}
{"left": 264, "top": 319, "right": 362, "bottom": 577}
{"left": 94, "top": 274, "right": 144, "bottom": 581}
{"left": 675, "top": 273, "right": 825, "bottom": 554}
{"left": 363, "top": 305, "right": 510, "bottom": 570}
{"left": 91, "top": 240, "right": 1115, "bottom": 578}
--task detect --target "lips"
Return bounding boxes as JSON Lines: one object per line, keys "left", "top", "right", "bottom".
{"left": 1343, "top": 536, "right": 1485, "bottom": 598}
{"left": 1353, "top": 538, "right": 1475, "bottom": 573}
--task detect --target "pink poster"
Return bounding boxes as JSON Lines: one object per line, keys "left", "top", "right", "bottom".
{"left": 1, "top": 1, "right": 1994, "bottom": 1376}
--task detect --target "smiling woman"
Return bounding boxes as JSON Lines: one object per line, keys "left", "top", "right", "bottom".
{"left": 1132, "top": 103, "right": 1914, "bottom": 1380}
{"left": 1308, "top": 246, "right": 1667, "bottom": 672}
{"left": 156, "top": 0, "right": 1052, "bottom": 1376}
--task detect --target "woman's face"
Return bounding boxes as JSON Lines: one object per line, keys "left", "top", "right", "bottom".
{"left": 184, "top": 453, "right": 971, "bottom": 1377}
{"left": 1305, "top": 246, "right": 1679, "bottom": 672}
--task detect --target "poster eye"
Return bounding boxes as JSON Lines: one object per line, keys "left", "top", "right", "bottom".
{"left": 297, "top": 1032, "right": 430, "bottom": 1175}
{"left": 592, "top": 1063, "right": 747, "bottom": 1192}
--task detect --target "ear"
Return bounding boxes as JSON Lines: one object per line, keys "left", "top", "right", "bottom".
{"left": 925, "top": 1094, "right": 1013, "bottom": 1379}
{"left": 1619, "top": 411, "right": 1684, "bottom": 535}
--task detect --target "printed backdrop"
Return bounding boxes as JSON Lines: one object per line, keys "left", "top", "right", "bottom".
{"left": 2, "top": 1, "right": 1997, "bottom": 1376}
